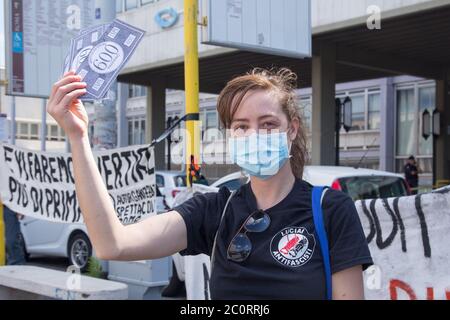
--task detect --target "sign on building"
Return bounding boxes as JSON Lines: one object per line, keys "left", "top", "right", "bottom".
{"left": 201, "top": 0, "right": 312, "bottom": 59}
{"left": 4, "top": 0, "right": 103, "bottom": 98}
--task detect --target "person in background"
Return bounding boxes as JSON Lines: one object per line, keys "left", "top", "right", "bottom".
{"left": 404, "top": 155, "right": 419, "bottom": 195}
{"left": 3, "top": 205, "right": 26, "bottom": 265}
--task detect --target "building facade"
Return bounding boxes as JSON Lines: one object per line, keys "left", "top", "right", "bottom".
{"left": 110, "top": 74, "right": 435, "bottom": 186}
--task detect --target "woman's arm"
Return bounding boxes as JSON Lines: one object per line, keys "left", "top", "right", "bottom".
{"left": 48, "top": 72, "right": 187, "bottom": 261}
{"left": 332, "top": 265, "right": 365, "bottom": 300}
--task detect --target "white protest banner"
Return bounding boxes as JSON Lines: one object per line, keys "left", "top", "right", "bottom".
{"left": 358, "top": 186, "right": 450, "bottom": 300}
{"left": 173, "top": 185, "right": 450, "bottom": 300}
{"left": 0, "top": 143, "right": 156, "bottom": 225}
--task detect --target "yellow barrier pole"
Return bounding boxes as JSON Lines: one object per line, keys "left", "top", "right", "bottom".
{"left": 0, "top": 202, "right": 5, "bottom": 266}
{"left": 184, "top": 0, "right": 201, "bottom": 187}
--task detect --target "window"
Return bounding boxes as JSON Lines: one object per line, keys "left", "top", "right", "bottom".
{"left": 203, "top": 110, "right": 218, "bottom": 142}
{"left": 396, "top": 88, "right": 416, "bottom": 157}
{"left": 50, "top": 125, "right": 59, "bottom": 141}
{"left": 133, "top": 120, "right": 140, "bottom": 144}
{"left": 125, "top": 0, "right": 138, "bottom": 11}
{"left": 418, "top": 87, "right": 435, "bottom": 156}
{"left": 129, "top": 85, "right": 147, "bottom": 98}
{"left": 141, "top": 0, "right": 156, "bottom": 5}
{"left": 116, "top": 0, "right": 124, "bottom": 13}
{"left": 339, "top": 176, "right": 408, "bottom": 201}
{"left": 298, "top": 96, "right": 312, "bottom": 132}
{"left": 140, "top": 119, "right": 146, "bottom": 145}
{"left": 19, "top": 123, "right": 28, "bottom": 137}
{"left": 350, "top": 94, "right": 365, "bottom": 131}
{"left": 128, "top": 117, "right": 146, "bottom": 145}
{"left": 30, "top": 123, "right": 39, "bottom": 140}
{"left": 173, "top": 175, "right": 187, "bottom": 187}
{"left": 395, "top": 82, "right": 435, "bottom": 176}
{"left": 368, "top": 93, "right": 381, "bottom": 130}
{"left": 156, "top": 175, "right": 164, "bottom": 188}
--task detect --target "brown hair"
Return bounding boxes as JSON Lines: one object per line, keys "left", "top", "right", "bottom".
{"left": 217, "top": 68, "right": 309, "bottom": 179}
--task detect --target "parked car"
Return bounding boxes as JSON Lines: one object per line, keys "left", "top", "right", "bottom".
{"left": 156, "top": 171, "right": 187, "bottom": 208}
{"left": 212, "top": 166, "right": 410, "bottom": 200}
{"left": 20, "top": 186, "right": 168, "bottom": 272}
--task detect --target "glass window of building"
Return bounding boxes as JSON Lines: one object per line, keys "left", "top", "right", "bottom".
{"left": 298, "top": 96, "right": 312, "bottom": 132}
{"left": 30, "top": 123, "right": 39, "bottom": 140}
{"left": 349, "top": 94, "right": 365, "bottom": 131}
{"left": 140, "top": 119, "right": 146, "bottom": 144}
{"left": 50, "top": 125, "right": 59, "bottom": 141}
{"left": 141, "top": 0, "right": 156, "bottom": 6}
{"left": 133, "top": 119, "right": 140, "bottom": 144}
{"left": 19, "top": 122, "right": 28, "bottom": 137}
{"left": 116, "top": 0, "right": 124, "bottom": 13}
{"left": 201, "top": 109, "right": 219, "bottom": 142}
{"left": 418, "top": 86, "right": 435, "bottom": 157}
{"left": 128, "top": 117, "right": 146, "bottom": 145}
{"left": 129, "top": 85, "right": 147, "bottom": 98}
{"left": 368, "top": 92, "right": 381, "bottom": 130}
{"left": 396, "top": 88, "right": 416, "bottom": 157}
{"left": 125, "top": 0, "right": 138, "bottom": 11}
{"left": 395, "top": 82, "right": 435, "bottom": 178}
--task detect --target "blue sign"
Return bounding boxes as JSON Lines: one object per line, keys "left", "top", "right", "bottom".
{"left": 12, "top": 32, "right": 23, "bottom": 53}
{"left": 95, "top": 8, "right": 101, "bottom": 20}
{"left": 155, "top": 8, "right": 179, "bottom": 29}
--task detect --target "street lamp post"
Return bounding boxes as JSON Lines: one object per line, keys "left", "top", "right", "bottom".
{"left": 335, "top": 96, "right": 352, "bottom": 166}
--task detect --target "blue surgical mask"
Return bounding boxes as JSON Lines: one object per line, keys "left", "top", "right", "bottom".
{"left": 228, "top": 131, "right": 291, "bottom": 180}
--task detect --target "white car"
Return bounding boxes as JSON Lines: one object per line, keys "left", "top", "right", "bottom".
{"left": 156, "top": 171, "right": 187, "bottom": 208}
{"left": 20, "top": 186, "right": 169, "bottom": 272}
{"left": 212, "top": 166, "right": 410, "bottom": 200}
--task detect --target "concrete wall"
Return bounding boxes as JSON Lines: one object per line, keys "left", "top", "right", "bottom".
{"left": 118, "top": 0, "right": 230, "bottom": 74}
{"left": 119, "top": 0, "right": 448, "bottom": 75}
{"left": 312, "top": 0, "right": 441, "bottom": 30}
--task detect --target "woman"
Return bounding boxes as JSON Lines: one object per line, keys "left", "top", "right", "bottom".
{"left": 47, "top": 68, "right": 373, "bottom": 300}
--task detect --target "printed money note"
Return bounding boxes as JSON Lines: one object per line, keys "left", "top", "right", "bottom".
{"left": 70, "top": 25, "right": 105, "bottom": 73}
{"left": 76, "top": 19, "right": 145, "bottom": 100}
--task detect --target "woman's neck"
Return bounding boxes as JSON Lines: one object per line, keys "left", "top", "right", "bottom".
{"left": 249, "top": 163, "right": 296, "bottom": 211}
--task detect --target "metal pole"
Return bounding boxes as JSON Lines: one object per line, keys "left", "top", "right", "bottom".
{"left": 167, "top": 117, "right": 172, "bottom": 171}
{"left": 335, "top": 99, "right": 341, "bottom": 166}
{"left": 0, "top": 203, "right": 5, "bottom": 266}
{"left": 41, "top": 99, "right": 47, "bottom": 151}
{"left": 184, "top": 0, "right": 200, "bottom": 187}
{"left": 117, "top": 83, "right": 128, "bottom": 148}
{"left": 93, "top": 0, "right": 117, "bottom": 151}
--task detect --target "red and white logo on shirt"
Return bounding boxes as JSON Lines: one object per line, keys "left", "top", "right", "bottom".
{"left": 271, "top": 227, "right": 316, "bottom": 267}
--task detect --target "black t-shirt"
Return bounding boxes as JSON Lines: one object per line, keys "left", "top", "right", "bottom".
{"left": 173, "top": 178, "right": 373, "bottom": 300}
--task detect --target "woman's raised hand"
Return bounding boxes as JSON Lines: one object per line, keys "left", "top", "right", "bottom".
{"left": 47, "top": 71, "right": 89, "bottom": 141}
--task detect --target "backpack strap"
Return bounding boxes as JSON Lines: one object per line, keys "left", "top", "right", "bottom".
{"left": 210, "top": 190, "right": 237, "bottom": 275}
{"left": 312, "top": 186, "right": 332, "bottom": 300}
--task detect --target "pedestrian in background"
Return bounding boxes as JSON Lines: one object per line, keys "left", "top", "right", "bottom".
{"left": 3, "top": 205, "right": 26, "bottom": 265}
{"left": 404, "top": 155, "right": 419, "bottom": 195}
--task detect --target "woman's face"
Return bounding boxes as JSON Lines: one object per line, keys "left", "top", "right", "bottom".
{"left": 230, "top": 90, "right": 299, "bottom": 141}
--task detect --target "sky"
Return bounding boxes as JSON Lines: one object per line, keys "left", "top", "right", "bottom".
{"left": 0, "top": 0, "right": 5, "bottom": 69}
